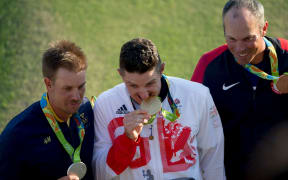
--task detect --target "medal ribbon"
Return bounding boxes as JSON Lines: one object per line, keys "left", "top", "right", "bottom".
{"left": 40, "top": 93, "right": 85, "bottom": 163}
{"left": 90, "top": 95, "right": 97, "bottom": 109}
{"left": 243, "top": 37, "right": 279, "bottom": 83}
{"left": 146, "top": 75, "right": 180, "bottom": 124}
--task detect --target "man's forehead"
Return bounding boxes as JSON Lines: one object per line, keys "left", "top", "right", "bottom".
{"left": 123, "top": 70, "right": 158, "bottom": 84}
{"left": 55, "top": 68, "right": 85, "bottom": 77}
{"left": 225, "top": 7, "right": 257, "bottom": 23}
{"left": 225, "top": 33, "right": 258, "bottom": 38}
{"left": 53, "top": 68, "right": 86, "bottom": 83}
{"left": 224, "top": 9, "right": 261, "bottom": 36}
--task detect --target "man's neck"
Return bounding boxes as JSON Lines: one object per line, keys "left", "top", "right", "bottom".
{"left": 47, "top": 96, "right": 70, "bottom": 122}
{"left": 250, "top": 38, "right": 267, "bottom": 65}
{"left": 250, "top": 52, "right": 265, "bottom": 65}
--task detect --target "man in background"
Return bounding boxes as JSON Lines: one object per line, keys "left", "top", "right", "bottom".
{"left": 191, "top": 0, "right": 288, "bottom": 179}
{"left": 0, "top": 40, "right": 94, "bottom": 180}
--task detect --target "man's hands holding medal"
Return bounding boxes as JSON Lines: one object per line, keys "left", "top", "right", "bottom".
{"left": 124, "top": 96, "right": 161, "bottom": 141}
{"left": 124, "top": 110, "right": 150, "bottom": 141}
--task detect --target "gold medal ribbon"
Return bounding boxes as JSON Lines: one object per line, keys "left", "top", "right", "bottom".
{"left": 146, "top": 75, "right": 180, "bottom": 124}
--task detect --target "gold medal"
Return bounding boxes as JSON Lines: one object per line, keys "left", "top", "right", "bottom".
{"left": 141, "top": 96, "right": 162, "bottom": 125}
{"left": 67, "top": 162, "right": 87, "bottom": 179}
{"left": 276, "top": 74, "right": 288, "bottom": 94}
{"left": 140, "top": 96, "right": 161, "bottom": 116}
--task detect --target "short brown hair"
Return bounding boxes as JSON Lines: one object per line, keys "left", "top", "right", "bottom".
{"left": 42, "top": 40, "right": 87, "bottom": 80}
{"left": 119, "top": 38, "right": 162, "bottom": 74}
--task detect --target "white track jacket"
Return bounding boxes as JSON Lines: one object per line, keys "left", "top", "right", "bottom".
{"left": 93, "top": 76, "right": 225, "bottom": 180}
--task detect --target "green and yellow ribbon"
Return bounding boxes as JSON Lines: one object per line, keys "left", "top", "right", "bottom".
{"left": 243, "top": 37, "right": 279, "bottom": 83}
{"left": 40, "top": 93, "right": 85, "bottom": 163}
{"left": 146, "top": 75, "right": 180, "bottom": 124}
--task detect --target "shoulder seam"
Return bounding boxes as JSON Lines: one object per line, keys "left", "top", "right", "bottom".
{"left": 191, "top": 45, "right": 228, "bottom": 83}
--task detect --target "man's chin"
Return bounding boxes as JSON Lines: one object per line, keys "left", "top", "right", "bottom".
{"left": 235, "top": 57, "right": 252, "bottom": 65}
{"left": 69, "top": 106, "right": 80, "bottom": 114}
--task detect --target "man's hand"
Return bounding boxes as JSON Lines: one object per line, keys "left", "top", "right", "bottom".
{"left": 123, "top": 110, "right": 150, "bottom": 141}
{"left": 58, "top": 174, "right": 79, "bottom": 180}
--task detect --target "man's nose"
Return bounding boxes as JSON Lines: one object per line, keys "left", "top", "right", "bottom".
{"left": 138, "top": 89, "right": 149, "bottom": 101}
{"left": 71, "top": 89, "right": 81, "bottom": 100}
{"left": 235, "top": 41, "right": 246, "bottom": 52}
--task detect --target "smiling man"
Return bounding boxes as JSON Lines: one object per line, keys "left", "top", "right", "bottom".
{"left": 92, "top": 38, "right": 225, "bottom": 180}
{"left": 0, "top": 40, "right": 94, "bottom": 180}
{"left": 191, "top": 0, "right": 288, "bottom": 179}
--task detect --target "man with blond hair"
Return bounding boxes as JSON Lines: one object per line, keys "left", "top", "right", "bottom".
{"left": 0, "top": 40, "right": 94, "bottom": 180}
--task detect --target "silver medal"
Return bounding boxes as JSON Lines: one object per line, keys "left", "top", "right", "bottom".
{"left": 67, "top": 162, "right": 87, "bottom": 179}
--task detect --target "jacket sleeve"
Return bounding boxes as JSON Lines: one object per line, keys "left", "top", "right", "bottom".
{"left": 92, "top": 97, "right": 139, "bottom": 180}
{"left": 196, "top": 89, "right": 226, "bottom": 180}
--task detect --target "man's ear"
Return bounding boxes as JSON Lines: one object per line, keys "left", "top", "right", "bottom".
{"left": 117, "top": 68, "right": 125, "bottom": 78}
{"left": 44, "top": 77, "right": 52, "bottom": 91}
{"left": 262, "top": 20, "right": 268, "bottom": 36}
{"left": 160, "top": 63, "right": 165, "bottom": 74}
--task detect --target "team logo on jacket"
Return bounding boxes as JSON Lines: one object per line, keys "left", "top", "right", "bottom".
{"left": 44, "top": 136, "right": 51, "bottom": 144}
{"left": 222, "top": 82, "right": 240, "bottom": 90}
{"left": 80, "top": 112, "right": 90, "bottom": 129}
{"left": 174, "top": 98, "right": 182, "bottom": 112}
{"left": 107, "top": 116, "right": 196, "bottom": 173}
{"left": 80, "top": 113, "right": 88, "bottom": 124}
{"left": 174, "top": 98, "right": 180, "bottom": 105}
{"left": 116, "top": 104, "right": 129, "bottom": 114}
{"left": 158, "top": 117, "right": 197, "bottom": 172}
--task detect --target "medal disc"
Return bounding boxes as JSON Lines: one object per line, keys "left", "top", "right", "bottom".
{"left": 276, "top": 74, "right": 288, "bottom": 94}
{"left": 67, "top": 162, "right": 87, "bottom": 179}
{"left": 141, "top": 96, "right": 161, "bottom": 115}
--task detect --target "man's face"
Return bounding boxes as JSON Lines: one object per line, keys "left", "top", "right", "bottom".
{"left": 224, "top": 8, "right": 267, "bottom": 65}
{"left": 120, "top": 67, "right": 163, "bottom": 105}
{"left": 45, "top": 68, "right": 86, "bottom": 120}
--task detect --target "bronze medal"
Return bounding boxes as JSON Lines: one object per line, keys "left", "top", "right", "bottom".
{"left": 276, "top": 74, "right": 288, "bottom": 94}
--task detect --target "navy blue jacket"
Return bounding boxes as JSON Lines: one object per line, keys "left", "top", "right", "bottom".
{"left": 192, "top": 37, "right": 288, "bottom": 179}
{"left": 0, "top": 100, "right": 94, "bottom": 180}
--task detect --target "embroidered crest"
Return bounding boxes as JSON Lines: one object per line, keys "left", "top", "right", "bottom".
{"left": 80, "top": 113, "right": 88, "bottom": 125}
{"left": 44, "top": 136, "right": 51, "bottom": 144}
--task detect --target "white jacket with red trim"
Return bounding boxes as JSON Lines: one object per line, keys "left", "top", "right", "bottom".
{"left": 92, "top": 76, "right": 225, "bottom": 180}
